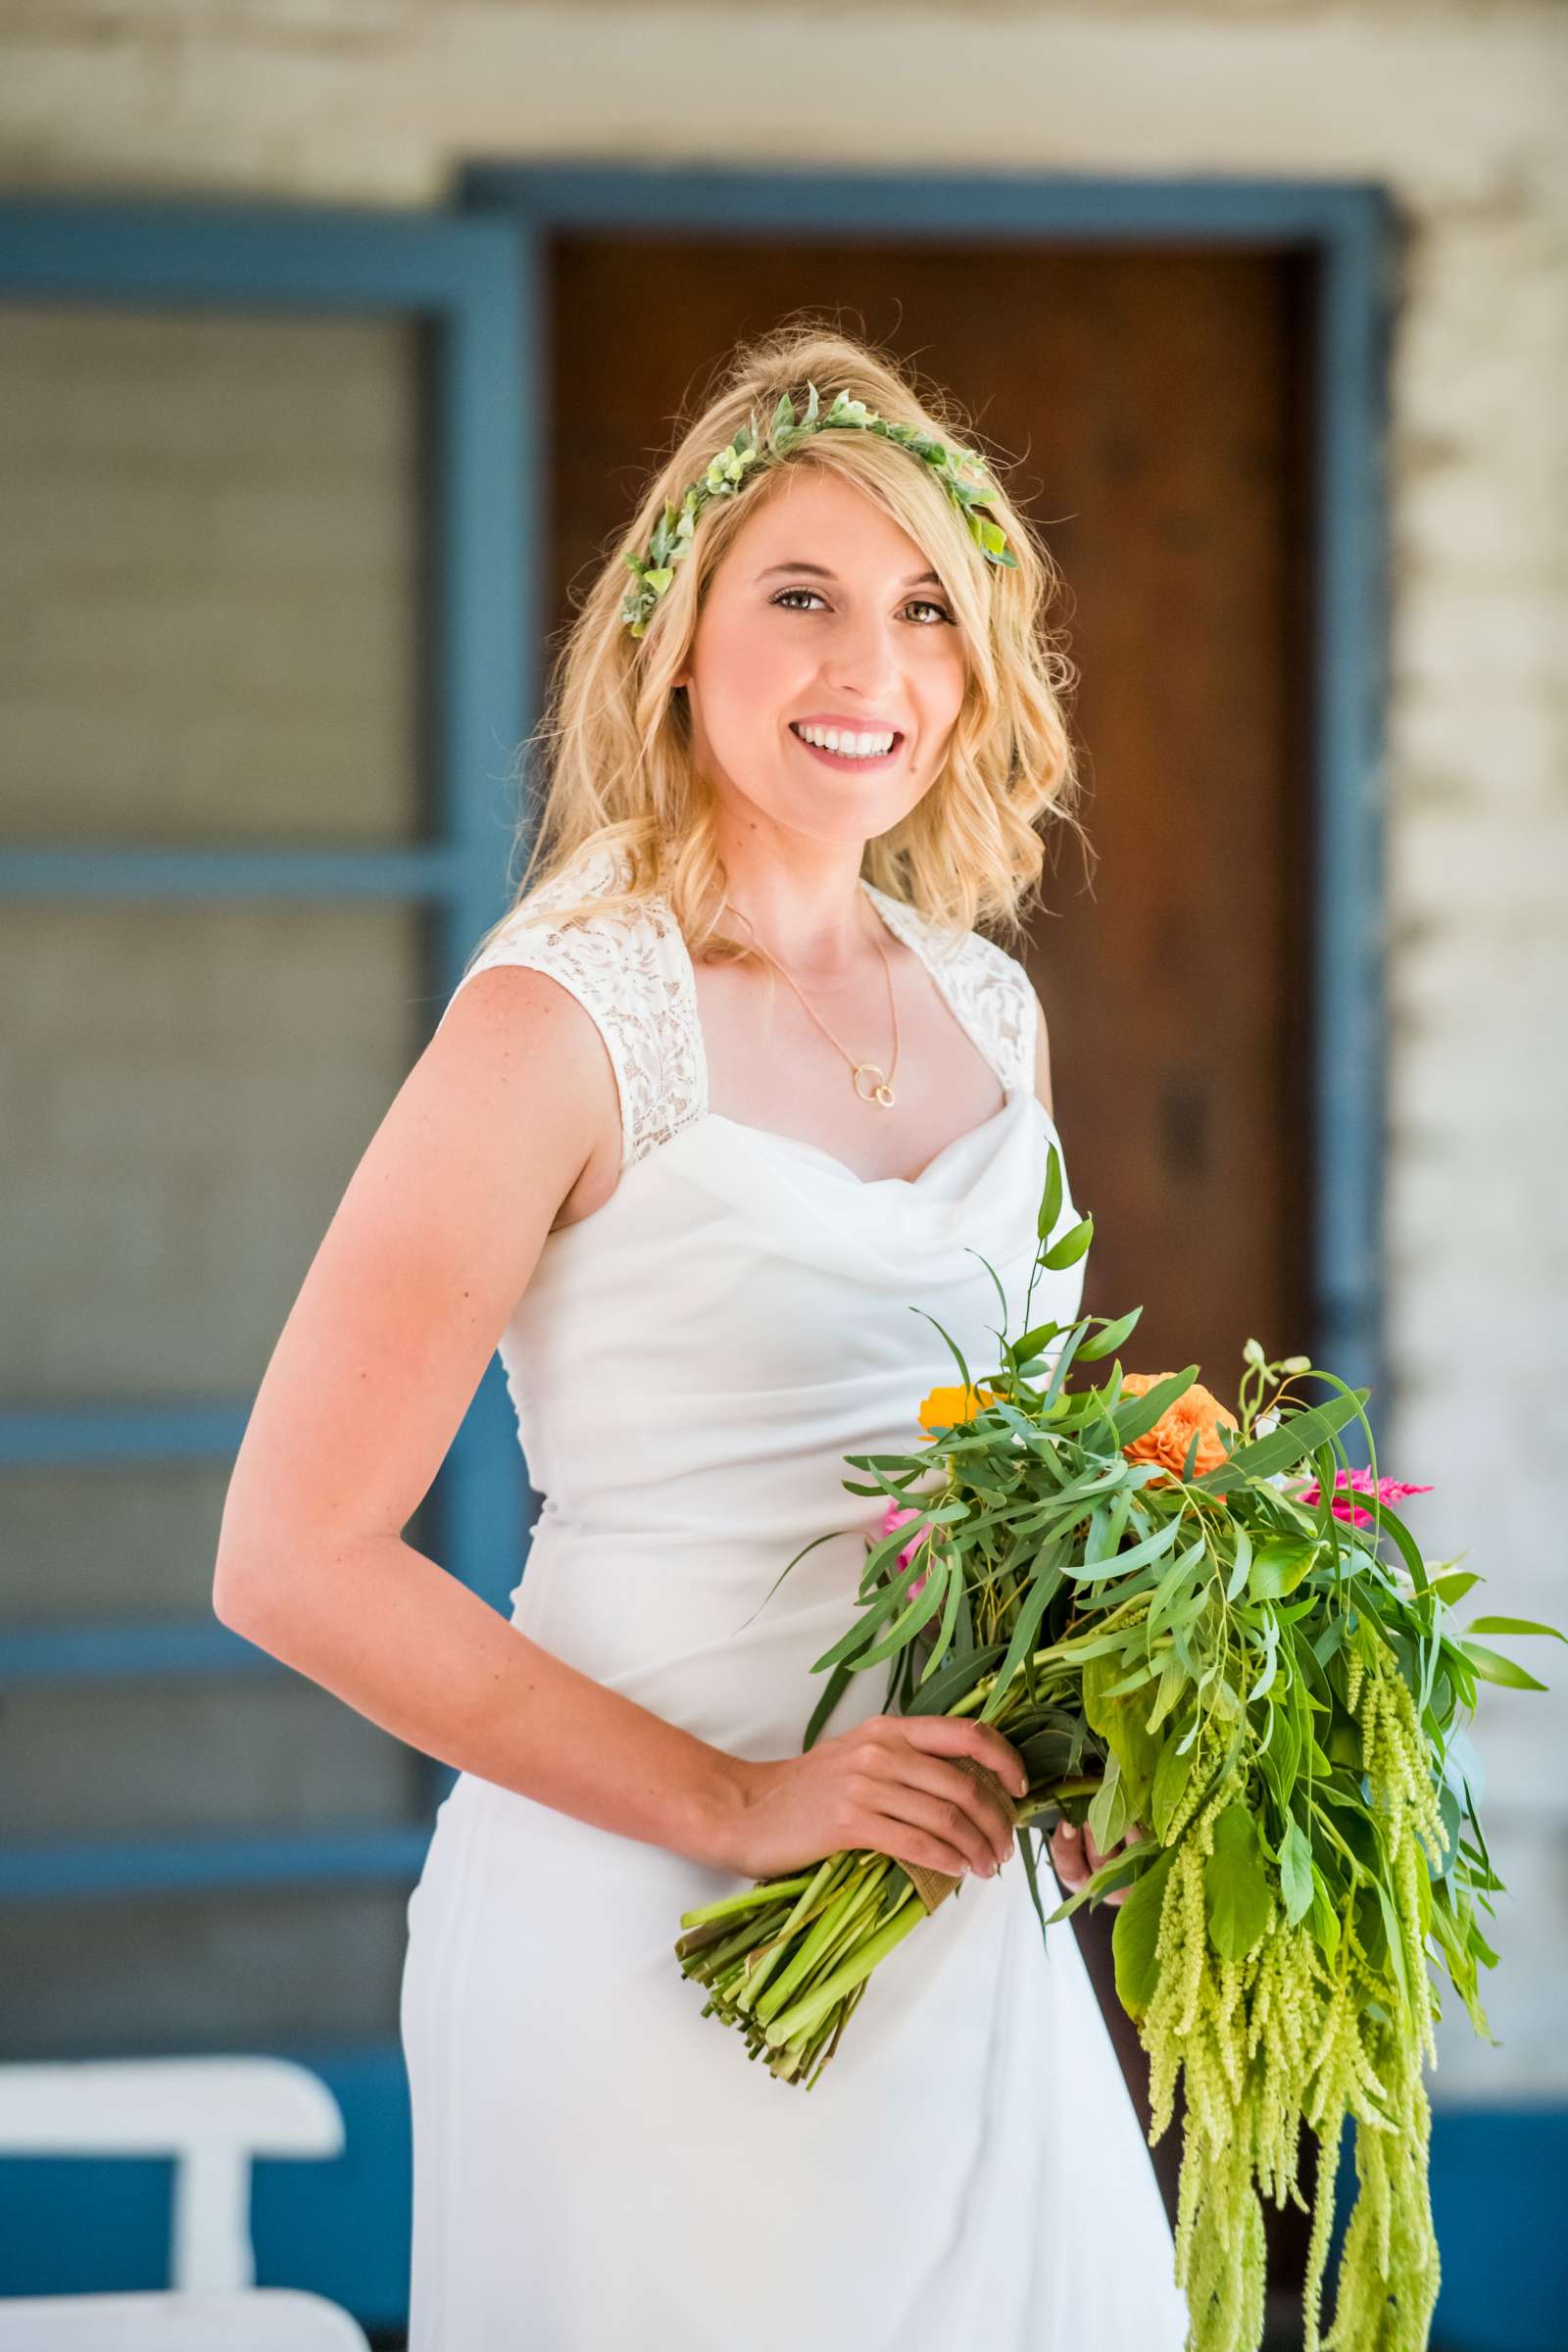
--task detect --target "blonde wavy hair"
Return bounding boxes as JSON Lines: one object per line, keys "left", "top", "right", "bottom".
{"left": 466, "top": 317, "right": 1085, "bottom": 976}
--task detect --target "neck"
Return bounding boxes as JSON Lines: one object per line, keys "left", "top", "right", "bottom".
{"left": 711, "top": 830, "right": 877, "bottom": 980}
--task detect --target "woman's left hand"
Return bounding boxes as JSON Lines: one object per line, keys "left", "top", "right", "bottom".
{"left": 1049, "top": 1815, "right": 1145, "bottom": 1906}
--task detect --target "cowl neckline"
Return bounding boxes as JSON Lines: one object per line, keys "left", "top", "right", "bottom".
{"left": 671, "top": 874, "right": 1032, "bottom": 1195}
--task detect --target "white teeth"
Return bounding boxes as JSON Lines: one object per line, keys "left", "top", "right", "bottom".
{"left": 794, "top": 725, "right": 896, "bottom": 758}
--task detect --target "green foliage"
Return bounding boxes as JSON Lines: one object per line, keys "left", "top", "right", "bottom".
{"left": 1112, "top": 1841, "right": 1178, "bottom": 2020}
{"left": 1204, "top": 1803, "right": 1273, "bottom": 1960}
{"left": 683, "top": 1138, "right": 1560, "bottom": 2344}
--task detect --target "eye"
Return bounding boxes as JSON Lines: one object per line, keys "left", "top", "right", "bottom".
{"left": 770, "top": 587, "right": 956, "bottom": 626}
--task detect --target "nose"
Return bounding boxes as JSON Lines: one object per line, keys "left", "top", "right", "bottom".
{"left": 819, "top": 609, "right": 906, "bottom": 703}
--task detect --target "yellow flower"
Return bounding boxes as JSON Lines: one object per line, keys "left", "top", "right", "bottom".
{"left": 918, "top": 1383, "right": 996, "bottom": 1433}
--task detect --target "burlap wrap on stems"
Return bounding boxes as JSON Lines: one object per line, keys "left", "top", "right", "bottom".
{"left": 902, "top": 1755, "right": 1022, "bottom": 1915}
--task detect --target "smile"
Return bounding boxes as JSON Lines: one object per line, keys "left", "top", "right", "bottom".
{"left": 789, "top": 723, "right": 904, "bottom": 770}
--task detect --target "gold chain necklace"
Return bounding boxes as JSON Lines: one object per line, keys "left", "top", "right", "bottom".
{"left": 727, "top": 899, "right": 901, "bottom": 1108}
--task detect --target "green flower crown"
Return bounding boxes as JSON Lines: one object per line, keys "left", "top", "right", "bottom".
{"left": 619, "top": 380, "right": 1018, "bottom": 639}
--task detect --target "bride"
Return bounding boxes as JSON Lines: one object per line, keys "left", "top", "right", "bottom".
{"left": 213, "top": 318, "right": 1187, "bottom": 2349}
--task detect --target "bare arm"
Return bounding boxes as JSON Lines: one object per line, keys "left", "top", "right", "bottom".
{"left": 212, "top": 962, "right": 749, "bottom": 1872}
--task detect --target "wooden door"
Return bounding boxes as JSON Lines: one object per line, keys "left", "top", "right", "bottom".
{"left": 546, "top": 233, "right": 1317, "bottom": 2282}
{"left": 548, "top": 238, "right": 1315, "bottom": 1382}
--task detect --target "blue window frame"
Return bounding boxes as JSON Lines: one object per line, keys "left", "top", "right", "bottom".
{"left": 0, "top": 195, "right": 527, "bottom": 2327}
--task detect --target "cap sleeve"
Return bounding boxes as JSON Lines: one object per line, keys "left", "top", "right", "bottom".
{"left": 864, "top": 880, "right": 1038, "bottom": 1098}
{"left": 438, "top": 844, "right": 703, "bottom": 1176}
{"left": 949, "top": 931, "right": 1038, "bottom": 1096}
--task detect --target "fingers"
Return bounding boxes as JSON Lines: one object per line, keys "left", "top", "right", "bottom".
{"left": 1051, "top": 1819, "right": 1088, "bottom": 1887}
{"left": 855, "top": 1719, "right": 1027, "bottom": 1882}
{"left": 878, "top": 1752, "right": 1015, "bottom": 1875}
{"left": 1051, "top": 1817, "right": 1145, "bottom": 1905}
{"left": 896, "top": 1714, "right": 1029, "bottom": 1803}
{"left": 872, "top": 1780, "right": 1011, "bottom": 1879}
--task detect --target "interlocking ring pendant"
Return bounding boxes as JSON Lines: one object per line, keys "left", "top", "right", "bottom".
{"left": 854, "top": 1063, "right": 896, "bottom": 1107}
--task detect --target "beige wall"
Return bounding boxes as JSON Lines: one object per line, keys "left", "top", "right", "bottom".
{"left": 1, "top": 0, "right": 1563, "bottom": 2099}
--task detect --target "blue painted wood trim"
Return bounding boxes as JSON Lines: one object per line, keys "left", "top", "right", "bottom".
{"left": 425, "top": 207, "right": 536, "bottom": 1621}
{"left": 0, "top": 1620, "right": 283, "bottom": 1686}
{"left": 0, "top": 198, "right": 532, "bottom": 1637}
{"left": 0, "top": 195, "right": 521, "bottom": 313}
{"left": 0, "top": 187, "right": 514, "bottom": 2323}
{"left": 1311, "top": 198, "right": 1398, "bottom": 1444}
{"left": 461, "top": 163, "right": 1393, "bottom": 1447}
{"left": 0, "top": 846, "right": 465, "bottom": 900}
{"left": 0, "top": 1402, "right": 249, "bottom": 1465}
{"left": 462, "top": 162, "right": 1389, "bottom": 245}
{"left": 0, "top": 1825, "right": 430, "bottom": 1901}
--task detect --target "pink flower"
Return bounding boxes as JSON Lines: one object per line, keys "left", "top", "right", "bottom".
{"left": 880, "top": 1497, "right": 934, "bottom": 1597}
{"left": 1293, "top": 1466, "right": 1433, "bottom": 1529}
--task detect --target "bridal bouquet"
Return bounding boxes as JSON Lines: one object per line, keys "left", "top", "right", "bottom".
{"left": 672, "top": 1145, "right": 1563, "bottom": 2352}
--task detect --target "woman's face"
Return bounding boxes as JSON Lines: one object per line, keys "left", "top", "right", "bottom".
{"left": 672, "top": 466, "right": 967, "bottom": 852}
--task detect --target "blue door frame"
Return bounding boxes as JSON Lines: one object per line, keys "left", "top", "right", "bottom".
{"left": 463, "top": 162, "right": 1397, "bottom": 1424}
{"left": 0, "top": 195, "right": 527, "bottom": 2331}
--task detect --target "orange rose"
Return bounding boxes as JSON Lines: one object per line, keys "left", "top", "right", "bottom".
{"left": 1119, "top": 1371, "right": 1239, "bottom": 1484}
{"left": 918, "top": 1384, "right": 996, "bottom": 1433}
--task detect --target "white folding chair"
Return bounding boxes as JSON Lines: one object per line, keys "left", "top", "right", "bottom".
{"left": 0, "top": 2056, "right": 370, "bottom": 2344}
{"left": 0, "top": 2287, "right": 370, "bottom": 2347}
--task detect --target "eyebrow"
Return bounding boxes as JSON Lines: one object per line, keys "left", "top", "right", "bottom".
{"left": 755, "top": 561, "right": 945, "bottom": 588}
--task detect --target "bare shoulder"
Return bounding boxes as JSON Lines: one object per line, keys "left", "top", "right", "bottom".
{"left": 421, "top": 956, "right": 622, "bottom": 1232}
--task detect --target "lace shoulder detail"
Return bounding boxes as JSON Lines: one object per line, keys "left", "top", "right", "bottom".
{"left": 441, "top": 839, "right": 704, "bottom": 1174}
{"left": 862, "top": 881, "right": 1037, "bottom": 1097}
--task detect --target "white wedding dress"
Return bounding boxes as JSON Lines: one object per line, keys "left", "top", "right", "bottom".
{"left": 400, "top": 840, "right": 1189, "bottom": 2350}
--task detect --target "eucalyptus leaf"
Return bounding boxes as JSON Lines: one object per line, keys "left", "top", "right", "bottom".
{"left": 1075, "top": 1304, "right": 1145, "bottom": 1363}
{"left": 1041, "top": 1213, "right": 1094, "bottom": 1272}
{"left": 803, "top": 1659, "right": 855, "bottom": 1752}
{"left": 1191, "top": 1390, "right": 1365, "bottom": 1490}
{"left": 918, "top": 1556, "right": 966, "bottom": 1683}
{"left": 900, "top": 1642, "right": 1007, "bottom": 1719}
{"left": 1457, "top": 1641, "right": 1550, "bottom": 1692}
{"left": 1464, "top": 1615, "right": 1568, "bottom": 1645}
{"left": 1224, "top": 1523, "right": 1254, "bottom": 1603}
{"left": 1010, "top": 1317, "right": 1064, "bottom": 1367}
{"left": 1036, "top": 1142, "right": 1063, "bottom": 1242}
